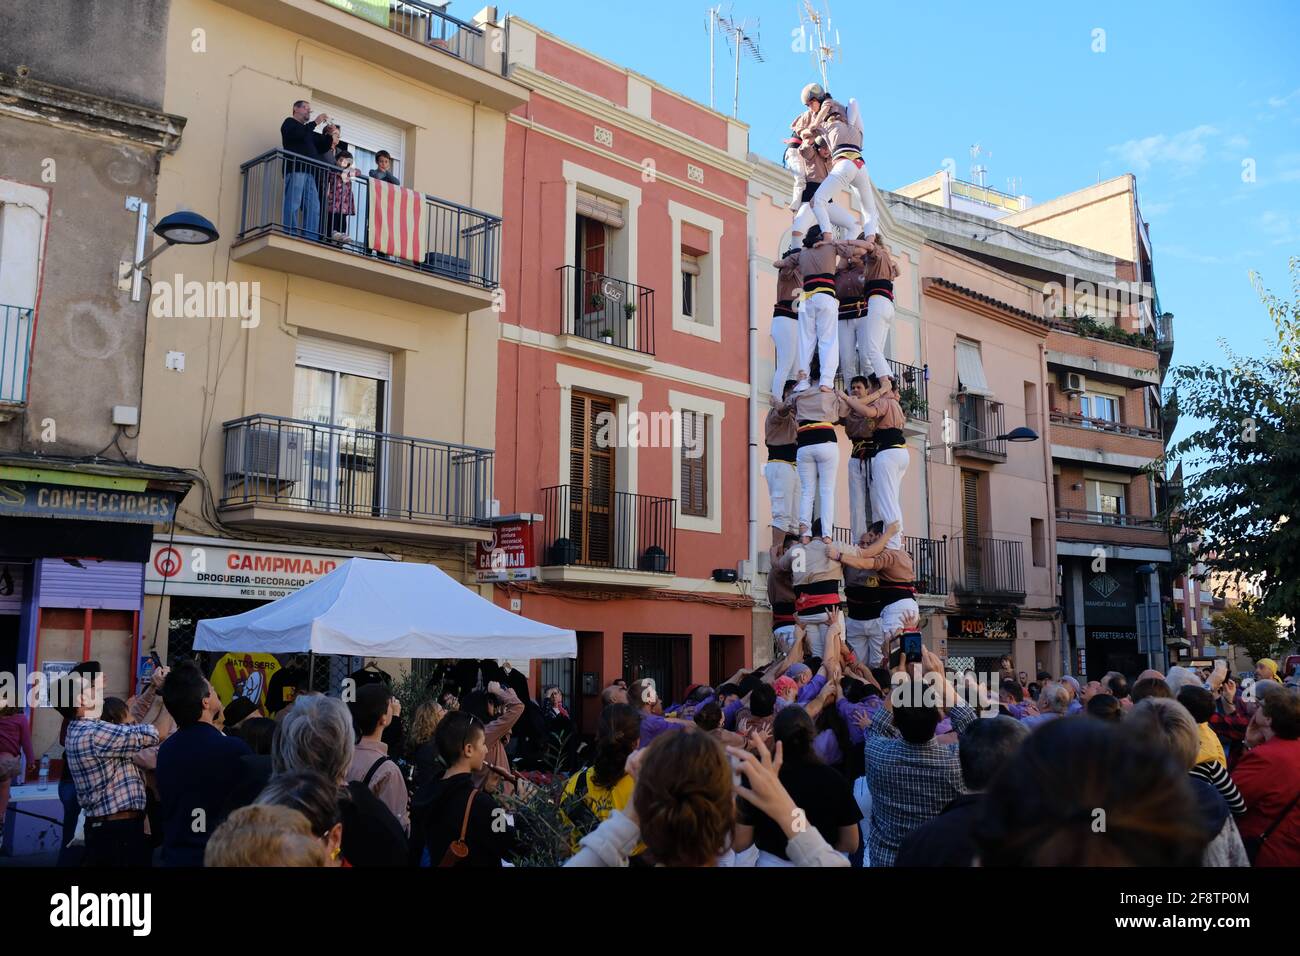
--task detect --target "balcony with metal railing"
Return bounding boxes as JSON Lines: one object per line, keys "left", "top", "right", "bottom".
{"left": 213, "top": 1, "right": 526, "bottom": 112}
{"left": 954, "top": 394, "right": 1007, "bottom": 460}
{"left": 950, "top": 535, "right": 1026, "bottom": 605}
{"left": 539, "top": 484, "right": 676, "bottom": 585}
{"left": 219, "top": 413, "right": 494, "bottom": 543}
{"left": 232, "top": 149, "right": 500, "bottom": 311}
{"left": 0, "top": 304, "right": 35, "bottom": 413}
{"left": 1055, "top": 507, "right": 1171, "bottom": 551}
{"left": 557, "top": 265, "right": 656, "bottom": 366}
{"left": 890, "top": 360, "right": 929, "bottom": 422}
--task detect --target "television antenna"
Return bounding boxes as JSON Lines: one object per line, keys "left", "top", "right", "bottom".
{"left": 705, "top": 5, "right": 723, "bottom": 111}
{"left": 798, "top": 1, "right": 841, "bottom": 91}
{"left": 969, "top": 143, "right": 993, "bottom": 187}
{"left": 718, "top": 12, "right": 764, "bottom": 118}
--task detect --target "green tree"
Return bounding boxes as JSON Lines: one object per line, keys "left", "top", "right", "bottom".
{"left": 1211, "top": 605, "right": 1284, "bottom": 664}
{"left": 1164, "top": 258, "right": 1300, "bottom": 625}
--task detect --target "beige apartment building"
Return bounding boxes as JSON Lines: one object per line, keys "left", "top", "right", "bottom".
{"left": 895, "top": 170, "right": 1175, "bottom": 680}
{"left": 136, "top": 0, "right": 527, "bottom": 687}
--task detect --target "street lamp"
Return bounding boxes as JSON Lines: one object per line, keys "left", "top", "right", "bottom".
{"left": 118, "top": 200, "right": 220, "bottom": 301}
{"left": 925, "top": 422, "right": 1039, "bottom": 459}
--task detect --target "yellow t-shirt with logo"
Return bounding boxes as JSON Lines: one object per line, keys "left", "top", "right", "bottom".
{"left": 560, "top": 767, "right": 644, "bottom": 856}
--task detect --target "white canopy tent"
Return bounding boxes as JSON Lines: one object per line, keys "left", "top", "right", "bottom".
{"left": 194, "top": 558, "right": 576, "bottom": 660}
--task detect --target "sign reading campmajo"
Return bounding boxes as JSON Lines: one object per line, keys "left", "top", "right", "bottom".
{"left": 0, "top": 480, "right": 177, "bottom": 523}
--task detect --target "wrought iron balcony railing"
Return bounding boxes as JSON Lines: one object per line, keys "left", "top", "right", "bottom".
{"left": 955, "top": 394, "right": 1006, "bottom": 458}
{"left": 949, "top": 535, "right": 1026, "bottom": 601}
{"left": 333, "top": 0, "right": 487, "bottom": 67}
{"left": 237, "top": 149, "right": 500, "bottom": 288}
{"left": 1056, "top": 508, "right": 1166, "bottom": 531}
{"left": 558, "top": 265, "right": 655, "bottom": 355}
{"left": 541, "top": 484, "right": 675, "bottom": 573}
{"left": 1049, "top": 411, "right": 1162, "bottom": 440}
{"left": 0, "top": 304, "right": 35, "bottom": 406}
{"left": 890, "top": 360, "right": 929, "bottom": 421}
{"left": 221, "top": 414, "right": 493, "bottom": 525}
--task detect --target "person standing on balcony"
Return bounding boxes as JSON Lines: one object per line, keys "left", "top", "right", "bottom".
{"left": 280, "top": 100, "right": 332, "bottom": 239}
{"left": 325, "top": 150, "right": 359, "bottom": 245}
{"left": 368, "top": 150, "right": 400, "bottom": 185}
{"left": 786, "top": 85, "right": 863, "bottom": 245}
{"left": 805, "top": 91, "right": 880, "bottom": 241}
{"left": 764, "top": 381, "right": 800, "bottom": 550}
{"left": 841, "top": 376, "right": 908, "bottom": 551}
{"left": 831, "top": 522, "right": 914, "bottom": 668}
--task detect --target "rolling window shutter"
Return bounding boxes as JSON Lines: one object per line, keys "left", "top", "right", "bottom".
{"left": 311, "top": 97, "right": 405, "bottom": 164}
{"left": 680, "top": 253, "right": 701, "bottom": 277}
{"left": 295, "top": 334, "right": 392, "bottom": 381}
{"left": 962, "top": 471, "right": 980, "bottom": 539}
{"left": 576, "top": 190, "right": 625, "bottom": 229}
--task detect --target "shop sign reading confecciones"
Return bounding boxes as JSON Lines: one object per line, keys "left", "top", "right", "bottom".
{"left": 0, "top": 480, "right": 178, "bottom": 523}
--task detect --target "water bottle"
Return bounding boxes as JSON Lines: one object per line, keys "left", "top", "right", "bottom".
{"left": 38, "top": 754, "right": 50, "bottom": 790}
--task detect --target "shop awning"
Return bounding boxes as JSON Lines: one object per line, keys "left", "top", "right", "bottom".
{"left": 194, "top": 558, "right": 576, "bottom": 659}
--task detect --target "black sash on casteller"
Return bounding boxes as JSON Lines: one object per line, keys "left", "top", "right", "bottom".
{"left": 766, "top": 442, "right": 797, "bottom": 463}
{"left": 771, "top": 600, "right": 796, "bottom": 617}
{"left": 845, "top": 582, "right": 915, "bottom": 620}
{"left": 773, "top": 299, "right": 798, "bottom": 319}
{"left": 794, "top": 579, "right": 840, "bottom": 598}
{"left": 873, "top": 427, "right": 906, "bottom": 451}
{"left": 865, "top": 278, "right": 894, "bottom": 300}
{"left": 838, "top": 295, "right": 865, "bottom": 319}
{"left": 797, "top": 422, "right": 837, "bottom": 447}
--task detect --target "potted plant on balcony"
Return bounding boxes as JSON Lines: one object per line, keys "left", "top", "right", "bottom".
{"left": 624, "top": 302, "right": 637, "bottom": 320}
{"left": 898, "top": 387, "right": 928, "bottom": 421}
{"left": 597, "top": 327, "right": 614, "bottom": 345}
{"left": 639, "top": 545, "right": 668, "bottom": 573}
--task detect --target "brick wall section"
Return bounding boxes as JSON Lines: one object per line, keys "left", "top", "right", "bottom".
{"left": 1046, "top": 328, "right": 1160, "bottom": 372}
{"left": 1050, "top": 420, "right": 1163, "bottom": 460}
{"left": 1054, "top": 464, "right": 1156, "bottom": 518}
{"left": 1056, "top": 517, "right": 1167, "bottom": 549}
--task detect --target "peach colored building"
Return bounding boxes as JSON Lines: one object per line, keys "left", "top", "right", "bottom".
{"left": 493, "top": 18, "right": 754, "bottom": 732}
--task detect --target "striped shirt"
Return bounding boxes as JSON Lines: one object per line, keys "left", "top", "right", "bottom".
{"left": 1189, "top": 761, "right": 1247, "bottom": 816}
{"left": 64, "top": 719, "right": 160, "bottom": 818}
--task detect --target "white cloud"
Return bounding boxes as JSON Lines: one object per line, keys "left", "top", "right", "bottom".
{"left": 1108, "top": 125, "right": 1219, "bottom": 173}
{"left": 1266, "top": 88, "right": 1300, "bottom": 109}
{"left": 1256, "top": 210, "right": 1300, "bottom": 245}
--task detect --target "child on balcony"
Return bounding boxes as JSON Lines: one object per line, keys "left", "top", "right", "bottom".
{"left": 325, "top": 150, "right": 358, "bottom": 245}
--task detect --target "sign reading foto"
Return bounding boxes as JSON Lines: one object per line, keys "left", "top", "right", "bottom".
{"left": 475, "top": 520, "right": 538, "bottom": 582}
{"left": 947, "top": 615, "right": 1014, "bottom": 641}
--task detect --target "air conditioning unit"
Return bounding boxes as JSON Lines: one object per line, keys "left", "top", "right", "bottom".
{"left": 228, "top": 427, "right": 303, "bottom": 482}
{"left": 1059, "top": 371, "right": 1086, "bottom": 395}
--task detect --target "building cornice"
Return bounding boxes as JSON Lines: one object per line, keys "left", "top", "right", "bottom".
{"left": 923, "top": 277, "right": 1051, "bottom": 339}
{"left": 507, "top": 113, "right": 747, "bottom": 214}
{"left": 508, "top": 64, "right": 753, "bottom": 183}
{"left": 0, "top": 72, "right": 185, "bottom": 153}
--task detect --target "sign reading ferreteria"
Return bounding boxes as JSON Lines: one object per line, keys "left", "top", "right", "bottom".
{"left": 0, "top": 480, "right": 177, "bottom": 523}
{"left": 947, "top": 615, "right": 1015, "bottom": 641}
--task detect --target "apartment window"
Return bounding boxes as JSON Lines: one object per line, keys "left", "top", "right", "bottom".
{"left": 569, "top": 390, "right": 617, "bottom": 565}
{"left": 1087, "top": 479, "right": 1126, "bottom": 522}
{"left": 671, "top": 391, "right": 726, "bottom": 533}
{"left": 669, "top": 201, "right": 723, "bottom": 341}
{"left": 1080, "top": 393, "right": 1119, "bottom": 425}
{"left": 681, "top": 253, "right": 699, "bottom": 318}
{"left": 292, "top": 336, "right": 392, "bottom": 513}
{"left": 0, "top": 181, "right": 48, "bottom": 404}
{"left": 679, "top": 410, "right": 709, "bottom": 517}
{"left": 955, "top": 339, "right": 992, "bottom": 396}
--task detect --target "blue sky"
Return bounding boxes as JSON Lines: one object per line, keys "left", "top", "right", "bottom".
{"left": 501, "top": 0, "right": 1300, "bottom": 429}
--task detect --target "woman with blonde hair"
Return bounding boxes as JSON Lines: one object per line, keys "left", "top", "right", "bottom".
{"left": 204, "top": 804, "right": 328, "bottom": 867}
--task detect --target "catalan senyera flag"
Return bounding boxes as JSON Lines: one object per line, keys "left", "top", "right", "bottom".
{"left": 368, "top": 178, "right": 428, "bottom": 262}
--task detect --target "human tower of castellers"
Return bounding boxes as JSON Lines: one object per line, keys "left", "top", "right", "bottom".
{"left": 763, "top": 83, "right": 914, "bottom": 671}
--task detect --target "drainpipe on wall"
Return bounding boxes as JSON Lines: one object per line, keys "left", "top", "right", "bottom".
{"left": 746, "top": 232, "right": 760, "bottom": 649}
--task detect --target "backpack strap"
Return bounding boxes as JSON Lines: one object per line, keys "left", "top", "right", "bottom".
{"left": 439, "top": 788, "right": 479, "bottom": 867}
{"left": 361, "top": 754, "right": 396, "bottom": 788}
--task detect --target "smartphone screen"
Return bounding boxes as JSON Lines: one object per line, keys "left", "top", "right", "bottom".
{"left": 903, "top": 633, "right": 923, "bottom": 663}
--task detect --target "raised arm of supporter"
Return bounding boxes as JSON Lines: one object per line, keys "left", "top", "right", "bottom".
{"left": 91, "top": 721, "right": 160, "bottom": 758}
{"left": 482, "top": 682, "right": 524, "bottom": 751}
{"left": 774, "top": 250, "right": 801, "bottom": 271}
{"left": 133, "top": 745, "right": 159, "bottom": 772}
{"left": 128, "top": 666, "right": 169, "bottom": 724}
{"left": 921, "top": 647, "right": 979, "bottom": 732}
